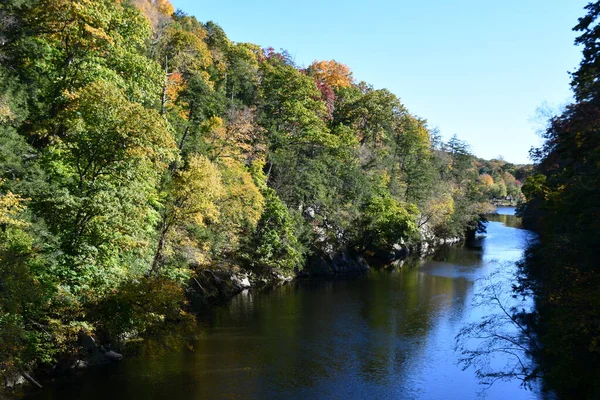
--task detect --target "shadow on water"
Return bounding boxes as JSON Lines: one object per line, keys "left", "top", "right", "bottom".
{"left": 25, "top": 207, "right": 544, "bottom": 400}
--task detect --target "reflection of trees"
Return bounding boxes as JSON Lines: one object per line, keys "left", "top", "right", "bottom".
{"left": 432, "top": 244, "right": 485, "bottom": 267}
{"left": 488, "top": 213, "right": 523, "bottom": 229}
{"left": 356, "top": 261, "right": 474, "bottom": 384}
{"left": 193, "top": 263, "right": 478, "bottom": 394}
{"left": 455, "top": 271, "right": 540, "bottom": 389}
{"left": 110, "top": 256, "right": 482, "bottom": 398}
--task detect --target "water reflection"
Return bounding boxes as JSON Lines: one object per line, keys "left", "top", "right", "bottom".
{"left": 27, "top": 208, "right": 541, "bottom": 400}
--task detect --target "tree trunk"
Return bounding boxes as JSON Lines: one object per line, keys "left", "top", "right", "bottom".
{"left": 151, "top": 220, "right": 170, "bottom": 275}
{"left": 160, "top": 55, "right": 169, "bottom": 115}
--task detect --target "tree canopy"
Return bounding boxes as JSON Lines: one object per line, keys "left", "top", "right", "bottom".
{"left": 0, "top": 0, "right": 508, "bottom": 386}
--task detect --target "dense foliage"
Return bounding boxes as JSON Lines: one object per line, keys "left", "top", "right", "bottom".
{"left": 475, "top": 157, "right": 531, "bottom": 203}
{"left": 0, "top": 0, "right": 497, "bottom": 383}
{"left": 519, "top": 2, "right": 600, "bottom": 398}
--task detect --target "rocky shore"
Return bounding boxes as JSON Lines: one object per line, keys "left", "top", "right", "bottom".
{"left": 5, "top": 234, "right": 463, "bottom": 398}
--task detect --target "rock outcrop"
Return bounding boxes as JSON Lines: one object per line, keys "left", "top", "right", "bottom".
{"left": 303, "top": 249, "right": 370, "bottom": 276}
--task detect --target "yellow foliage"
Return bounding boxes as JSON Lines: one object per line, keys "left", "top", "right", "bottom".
{"left": 219, "top": 159, "right": 265, "bottom": 231}
{"left": 310, "top": 60, "right": 354, "bottom": 88}
{"left": 0, "top": 181, "right": 28, "bottom": 228}
{"left": 422, "top": 193, "right": 455, "bottom": 228}
{"left": 502, "top": 171, "right": 516, "bottom": 186}
{"left": 64, "top": 80, "right": 177, "bottom": 170}
{"left": 232, "top": 42, "right": 262, "bottom": 66}
{"left": 171, "top": 155, "right": 224, "bottom": 227}
{"left": 162, "top": 23, "right": 212, "bottom": 76}
{"left": 133, "top": 0, "right": 173, "bottom": 29}
{"left": 33, "top": 0, "right": 118, "bottom": 53}
{"left": 0, "top": 102, "right": 12, "bottom": 124}
{"left": 154, "top": 0, "right": 174, "bottom": 15}
{"left": 83, "top": 23, "right": 113, "bottom": 45}
{"left": 173, "top": 229, "right": 211, "bottom": 266}
{"left": 201, "top": 116, "right": 224, "bottom": 132}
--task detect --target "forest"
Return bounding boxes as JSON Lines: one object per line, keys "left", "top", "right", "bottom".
{"left": 517, "top": 1, "right": 600, "bottom": 398}
{"left": 0, "top": 0, "right": 539, "bottom": 392}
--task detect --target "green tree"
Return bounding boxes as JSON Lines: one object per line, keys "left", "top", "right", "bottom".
{"left": 38, "top": 80, "right": 175, "bottom": 294}
{"left": 242, "top": 160, "right": 305, "bottom": 273}
{"left": 518, "top": 3, "right": 600, "bottom": 397}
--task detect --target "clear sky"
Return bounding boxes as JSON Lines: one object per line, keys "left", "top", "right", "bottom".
{"left": 171, "top": 0, "right": 589, "bottom": 164}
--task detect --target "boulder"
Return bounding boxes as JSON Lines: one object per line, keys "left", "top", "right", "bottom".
{"left": 4, "top": 372, "right": 25, "bottom": 389}
{"left": 104, "top": 350, "right": 123, "bottom": 362}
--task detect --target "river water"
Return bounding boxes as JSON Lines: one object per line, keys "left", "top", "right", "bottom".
{"left": 26, "top": 207, "right": 542, "bottom": 400}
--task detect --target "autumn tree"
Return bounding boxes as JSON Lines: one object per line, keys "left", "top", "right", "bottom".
{"left": 479, "top": 173, "right": 494, "bottom": 186}
{"left": 200, "top": 107, "right": 266, "bottom": 163}
{"left": 307, "top": 60, "right": 354, "bottom": 89}
{"left": 152, "top": 154, "right": 223, "bottom": 273}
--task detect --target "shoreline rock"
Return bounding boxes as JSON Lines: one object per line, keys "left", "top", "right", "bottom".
{"left": 7, "top": 236, "right": 462, "bottom": 397}
{"left": 303, "top": 249, "right": 370, "bottom": 276}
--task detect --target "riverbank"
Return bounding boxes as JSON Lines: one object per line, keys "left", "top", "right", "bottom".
{"left": 18, "top": 209, "right": 541, "bottom": 400}
{"left": 188, "top": 233, "right": 464, "bottom": 307}
{"left": 3, "top": 230, "right": 468, "bottom": 398}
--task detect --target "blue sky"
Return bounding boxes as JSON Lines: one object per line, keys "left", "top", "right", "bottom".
{"left": 171, "top": 0, "right": 589, "bottom": 164}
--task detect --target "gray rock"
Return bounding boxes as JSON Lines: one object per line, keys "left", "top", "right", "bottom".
{"left": 304, "top": 249, "right": 370, "bottom": 276}
{"left": 104, "top": 350, "right": 123, "bottom": 362}
{"left": 80, "top": 334, "right": 96, "bottom": 353}
{"left": 73, "top": 360, "right": 88, "bottom": 369}
{"left": 231, "top": 273, "right": 251, "bottom": 289}
{"left": 4, "top": 372, "right": 25, "bottom": 389}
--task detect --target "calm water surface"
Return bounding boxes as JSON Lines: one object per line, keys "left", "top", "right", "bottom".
{"left": 27, "top": 207, "right": 541, "bottom": 400}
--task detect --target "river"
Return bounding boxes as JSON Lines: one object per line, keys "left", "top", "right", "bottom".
{"left": 26, "top": 207, "right": 542, "bottom": 400}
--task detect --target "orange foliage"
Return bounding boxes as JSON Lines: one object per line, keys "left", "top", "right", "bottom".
{"left": 309, "top": 60, "right": 354, "bottom": 88}
{"left": 479, "top": 173, "right": 494, "bottom": 186}
{"left": 166, "top": 72, "right": 185, "bottom": 102}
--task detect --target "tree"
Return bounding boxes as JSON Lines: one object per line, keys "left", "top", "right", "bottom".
{"left": 241, "top": 160, "right": 305, "bottom": 273}
{"left": 152, "top": 12, "right": 213, "bottom": 115}
{"left": 13, "top": 0, "right": 162, "bottom": 129}
{"left": 152, "top": 154, "right": 223, "bottom": 273}
{"left": 182, "top": 159, "right": 266, "bottom": 264}
{"left": 0, "top": 181, "right": 27, "bottom": 228}
{"left": 0, "top": 183, "right": 40, "bottom": 378}
{"left": 200, "top": 107, "right": 266, "bottom": 163}
{"left": 133, "top": 0, "right": 174, "bottom": 30}
{"left": 223, "top": 42, "right": 262, "bottom": 106}
{"left": 447, "top": 135, "right": 474, "bottom": 181}
{"left": 346, "top": 87, "right": 405, "bottom": 148}
{"left": 307, "top": 60, "right": 354, "bottom": 89}
{"left": 259, "top": 59, "right": 331, "bottom": 145}
{"left": 571, "top": 1, "right": 600, "bottom": 102}
{"left": 517, "top": 3, "right": 600, "bottom": 396}
{"left": 358, "top": 175, "right": 420, "bottom": 249}
{"left": 390, "top": 114, "right": 436, "bottom": 206}
{"left": 480, "top": 173, "right": 494, "bottom": 187}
